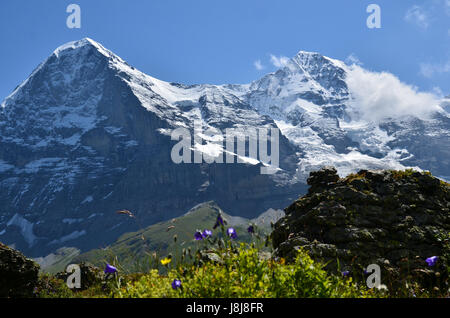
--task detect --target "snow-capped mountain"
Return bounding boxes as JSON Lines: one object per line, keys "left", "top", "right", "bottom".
{"left": 0, "top": 38, "right": 448, "bottom": 256}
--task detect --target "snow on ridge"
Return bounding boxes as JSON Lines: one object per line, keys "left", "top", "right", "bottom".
{"left": 275, "top": 119, "right": 417, "bottom": 181}
{"left": 53, "top": 38, "right": 117, "bottom": 61}
{"left": 49, "top": 230, "right": 87, "bottom": 245}
{"left": 22, "top": 158, "right": 64, "bottom": 173}
{"left": 6, "top": 213, "right": 37, "bottom": 247}
{"left": 53, "top": 38, "right": 94, "bottom": 56}
{"left": 1, "top": 40, "right": 106, "bottom": 108}
{"left": 62, "top": 218, "right": 84, "bottom": 224}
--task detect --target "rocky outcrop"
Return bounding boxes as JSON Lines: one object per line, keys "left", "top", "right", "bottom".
{"left": 0, "top": 242, "right": 40, "bottom": 297}
{"left": 272, "top": 167, "right": 449, "bottom": 292}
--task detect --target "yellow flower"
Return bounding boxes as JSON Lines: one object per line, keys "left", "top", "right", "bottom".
{"left": 279, "top": 258, "right": 285, "bottom": 265}
{"left": 161, "top": 257, "right": 172, "bottom": 265}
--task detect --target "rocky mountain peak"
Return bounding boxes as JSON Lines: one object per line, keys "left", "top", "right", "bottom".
{"left": 0, "top": 38, "right": 448, "bottom": 258}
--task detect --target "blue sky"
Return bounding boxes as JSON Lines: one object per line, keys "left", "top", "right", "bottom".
{"left": 0, "top": 0, "right": 449, "bottom": 100}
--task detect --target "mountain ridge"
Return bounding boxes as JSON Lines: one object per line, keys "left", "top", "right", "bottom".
{"left": 65, "top": 201, "right": 283, "bottom": 273}
{"left": 0, "top": 38, "right": 448, "bottom": 258}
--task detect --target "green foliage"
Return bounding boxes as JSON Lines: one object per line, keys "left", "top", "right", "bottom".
{"left": 34, "top": 188, "right": 449, "bottom": 298}
{"left": 114, "top": 244, "right": 375, "bottom": 298}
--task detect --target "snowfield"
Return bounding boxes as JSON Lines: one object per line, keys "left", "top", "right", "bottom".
{"left": 0, "top": 38, "right": 448, "bottom": 254}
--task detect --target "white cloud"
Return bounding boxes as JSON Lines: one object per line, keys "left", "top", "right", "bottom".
{"left": 419, "top": 60, "right": 450, "bottom": 78}
{"left": 404, "top": 5, "right": 429, "bottom": 29}
{"left": 432, "top": 86, "right": 444, "bottom": 98}
{"left": 345, "top": 65, "right": 441, "bottom": 122}
{"left": 269, "top": 54, "right": 290, "bottom": 68}
{"left": 254, "top": 60, "right": 264, "bottom": 71}
{"left": 345, "top": 53, "right": 363, "bottom": 66}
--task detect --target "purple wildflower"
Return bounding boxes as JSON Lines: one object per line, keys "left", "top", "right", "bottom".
{"left": 342, "top": 270, "right": 350, "bottom": 277}
{"left": 213, "top": 214, "right": 224, "bottom": 229}
{"left": 425, "top": 256, "right": 438, "bottom": 267}
{"left": 172, "top": 279, "right": 182, "bottom": 290}
{"left": 194, "top": 231, "right": 203, "bottom": 241}
{"left": 104, "top": 264, "right": 118, "bottom": 274}
{"left": 227, "top": 227, "right": 237, "bottom": 239}
{"left": 202, "top": 229, "right": 212, "bottom": 238}
{"left": 247, "top": 225, "right": 255, "bottom": 234}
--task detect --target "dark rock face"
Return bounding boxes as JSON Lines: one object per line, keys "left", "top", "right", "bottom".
{"left": 272, "top": 168, "right": 450, "bottom": 291}
{"left": 0, "top": 242, "right": 40, "bottom": 297}
{"left": 0, "top": 39, "right": 448, "bottom": 260}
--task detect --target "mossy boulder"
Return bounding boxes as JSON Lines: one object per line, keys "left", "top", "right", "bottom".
{"left": 272, "top": 167, "right": 450, "bottom": 294}
{"left": 0, "top": 242, "right": 40, "bottom": 297}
